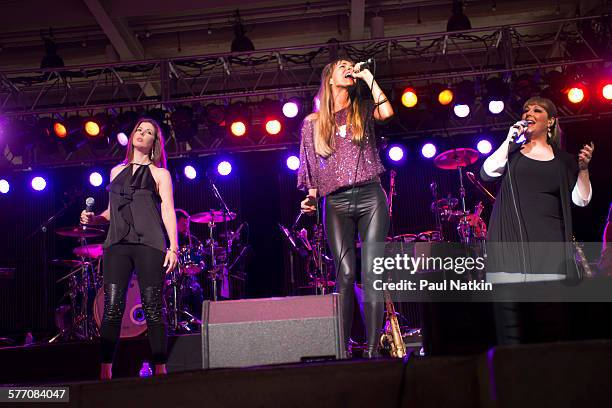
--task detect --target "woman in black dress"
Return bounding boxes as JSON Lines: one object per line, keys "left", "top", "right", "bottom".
{"left": 481, "top": 97, "right": 594, "bottom": 281}
{"left": 81, "top": 118, "right": 178, "bottom": 379}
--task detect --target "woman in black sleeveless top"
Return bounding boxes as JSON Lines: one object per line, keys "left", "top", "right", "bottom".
{"left": 81, "top": 118, "right": 178, "bottom": 380}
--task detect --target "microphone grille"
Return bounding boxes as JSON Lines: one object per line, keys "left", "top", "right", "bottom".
{"left": 85, "top": 197, "right": 95, "bottom": 207}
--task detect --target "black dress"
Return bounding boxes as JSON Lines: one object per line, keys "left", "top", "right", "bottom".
{"left": 483, "top": 146, "right": 579, "bottom": 277}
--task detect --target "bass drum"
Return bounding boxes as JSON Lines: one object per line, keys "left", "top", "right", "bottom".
{"left": 93, "top": 275, "right": 147, "bottom": 338}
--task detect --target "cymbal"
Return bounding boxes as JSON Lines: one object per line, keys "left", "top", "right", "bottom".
{"left": 52, "top": 259, "right": 87, "bottom": 268}
{"left": 73, "top": 244, "right": 104, "bottom": 259}
{"left": 434, "top": 148, "right": 479, "bottom": 170}
{"left": 190, "top": 210, "right": 236, "bottom": 224}
{"left": 56, "top": 226, "right": 105, "bottom": 238}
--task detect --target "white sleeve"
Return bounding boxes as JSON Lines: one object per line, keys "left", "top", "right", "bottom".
{"left": 482, "top": 155, "right": 507, "bottom": 178}
{"left": 572, "top": 181, "right": 592, "bottom": 207}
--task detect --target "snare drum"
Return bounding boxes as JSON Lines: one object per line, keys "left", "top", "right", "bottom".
{"left": 178, "top": 244, "right": 206, "bottom": 275}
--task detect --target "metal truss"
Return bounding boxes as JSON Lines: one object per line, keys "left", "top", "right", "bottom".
{"left": 1, "top": 15, "right": 610, "bottom": 168}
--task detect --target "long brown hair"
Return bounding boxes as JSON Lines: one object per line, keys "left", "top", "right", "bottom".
{"left": 312, "top": 59, "right": 365, "bottom": 157}
{"left": 123, "top": 117, "right": 167, "bottom": 168}
{"left": 522, "top": 96, "right": 562, "bottom": 148}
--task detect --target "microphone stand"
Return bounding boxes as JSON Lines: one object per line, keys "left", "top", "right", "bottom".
{"left": 207, "top": 174, "right": 232, "bottom": 300}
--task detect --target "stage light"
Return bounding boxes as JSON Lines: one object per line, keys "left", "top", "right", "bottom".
{"left": 314, "top": 96, "right": 321, "bottom": 112}
{"left": 567, "top": 86, "right": 585, "bottom": 104}
{"left": 401, "top": 88, "right": 418, "bottom": 108}
{"left": 286, "top": 155, "right": 300, "bottom": 171}
{"left": 230, "top": 121, "right": 246, "bottom": 137}
{"left": 421, "top": 143, "right": 437, "bottom": 159}
{"left": 217, "top": 161, "right": 232, "bottom": 176}
{"left": 0, "top": 179, "right": 9, "bottom": 194}
{"left": 602, "top": 84, "right": 612, "bottom": 101}
{"left": 117, "top": 132, "right": 129, "bottom": 146}
{"left": 31, "top": 176, "right": 47, "bottom": 191}
{"left": 453, "top": 80, "right": 474, "bottom": 117}
{"left": 485, "top": 77, "right": 509, "bottom": 114}
{"left": 488, "top": 100, "right": 505, "bottom": 114}
{"left": 438, "top": 89, "right": 454, "bottom": 106}
{"left": 265, "top": 119, "right": 282, "bottom": 135}
{"left": 89, "top": 172, "right": 103, "bottom": 187}
{"left": 453, "top": 104, "right": 470, "bottom": 118}
{"left": 53, "top": 122, "right": 67, "bottom": 138}
{"left": 477, "top": 139, "right": 493, "bottom": 155}
{"left": 184, "top": 165, "right": 197, "bottom": 180}
{"left": 282, "top": 102, "right": 299, "bottom": 118}
{"left": 84, "top": 120, "right": 101, "bottom": 137}
{"left": 388, "top": 146, "right": 405, "bottom": 162}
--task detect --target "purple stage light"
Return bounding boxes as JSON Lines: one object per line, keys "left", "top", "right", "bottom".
{"left": 31, "top": 176, "right": 47, "bottom": 191}
{"left": 217, "top": 161, "right": 232, "bottom": 176}
{"left": 0, "top": 179, "right": 9, "bottom": 194}
{"left": 89, "top": 172, "right": 103, "bottom": 187}
{"left": 282, "top": 102, "right": 299, "bottom": 118}
{"left": 477, "top": 139, "right": 493, "bottom": 155}
{"left": 184, "top": 165, "right": 197, "bottom": 180}
{"left": 117, "top": 132, "right": 129, "bottom": 146}
{"left": 421, "top": 143, "right": 437, "bottom": 159}
{"left": 388, "top": 146, "right": 405, "bottom": 162}
{"left": 286, "top": 155, "right": 300, "bottom": 171}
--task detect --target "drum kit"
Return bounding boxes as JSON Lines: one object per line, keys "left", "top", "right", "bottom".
{"left": 49, "top": 208, "right": 245, "bottom": 342}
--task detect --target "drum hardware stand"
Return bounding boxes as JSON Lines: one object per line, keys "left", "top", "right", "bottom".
{"left": 167, "top": 264, "right": 202, "bottom": 333}
{"left": 49, "top": 258, "right": 98, "bottom": 342}
{"left": 456, "top": 164, "right": 472, "bottom": 245}
{"left": 207, "top": 175, "right": 233, "bottom": 301}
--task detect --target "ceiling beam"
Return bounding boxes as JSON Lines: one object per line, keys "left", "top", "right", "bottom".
{"left": 82, "top": 0, "right": 157, "bottom": 97}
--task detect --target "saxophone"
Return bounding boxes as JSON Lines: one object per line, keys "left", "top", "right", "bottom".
{"left": 573, "top": 236, "right": 594, "bottom": 279}
{"left": 380, "top": 290, "right": 406, "bottom": 358}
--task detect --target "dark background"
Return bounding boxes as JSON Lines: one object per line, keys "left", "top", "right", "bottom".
{"left": 1, "top": 119, "right": 610, "bottom": 338}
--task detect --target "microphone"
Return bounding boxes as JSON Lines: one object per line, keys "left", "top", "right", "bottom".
{"left": 345, "top": 58, "right": 375, "bottom": 77}
{"left": 85, "top": 197, "right": 95, "bottom": 212}
{"left": 509, "top": 120, "right": 533, "bottom": 143}
{"left": 82, "top": 197, "right": 95, "bottom": 229}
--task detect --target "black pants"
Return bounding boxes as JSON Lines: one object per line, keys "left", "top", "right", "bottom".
{"left": 101, "top": 243, "right": 167, "bottom": 364}
{"left": 324, "top": 181, "right": 390, "bottom": 349}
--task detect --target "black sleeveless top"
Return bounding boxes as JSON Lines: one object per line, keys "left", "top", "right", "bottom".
{"left": 103, "top": 163, "right": 167, "bottom": 253}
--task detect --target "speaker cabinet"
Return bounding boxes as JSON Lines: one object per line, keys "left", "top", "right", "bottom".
{"left": 201, "top": 294, "right": 345, "bottom": 368}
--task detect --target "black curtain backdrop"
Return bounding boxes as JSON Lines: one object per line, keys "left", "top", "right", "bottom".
{"left": 1, "top": 119, "right": 610, "bottom": 337}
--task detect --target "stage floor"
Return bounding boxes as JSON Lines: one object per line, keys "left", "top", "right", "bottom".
{"left": 1, "top": 337, "right": 611, "bottom": 407}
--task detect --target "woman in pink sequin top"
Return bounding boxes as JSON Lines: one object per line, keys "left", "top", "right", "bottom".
{"left": 297, "top": 58, "right": 394, "bottom": 358}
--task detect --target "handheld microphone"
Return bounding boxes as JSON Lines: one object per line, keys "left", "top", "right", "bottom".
{"left": 509, "top": 120, "right": 533, "bottom": 143}
{"left": 85, "top": 197, "right": 95, "bottom": 213}
{"left": 82, "top": 197, "right": 95, "bottom": 229}
{"left": 345, "top": 58, "right": 375, "bottom": 77}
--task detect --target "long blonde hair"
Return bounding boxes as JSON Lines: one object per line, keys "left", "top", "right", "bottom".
{"left": 123, "top": 118, "right": 167, "bottom": 168}
{"left": 312, "top": 59, "right": 365, "bottom": 157}
{"left": 523, "top": 96, "right": 562, "bottom": 148}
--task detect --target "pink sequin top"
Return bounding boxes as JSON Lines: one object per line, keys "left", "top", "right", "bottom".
{"left": 297, "top": 102, "right": 386, "bottom": 197}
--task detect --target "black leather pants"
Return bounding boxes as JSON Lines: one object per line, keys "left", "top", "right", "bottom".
{"left": 324, "top": 181, "right": 390, "bottom": 352}
{"left": 101, "top": 244, "right": 168, "bottom": 365}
